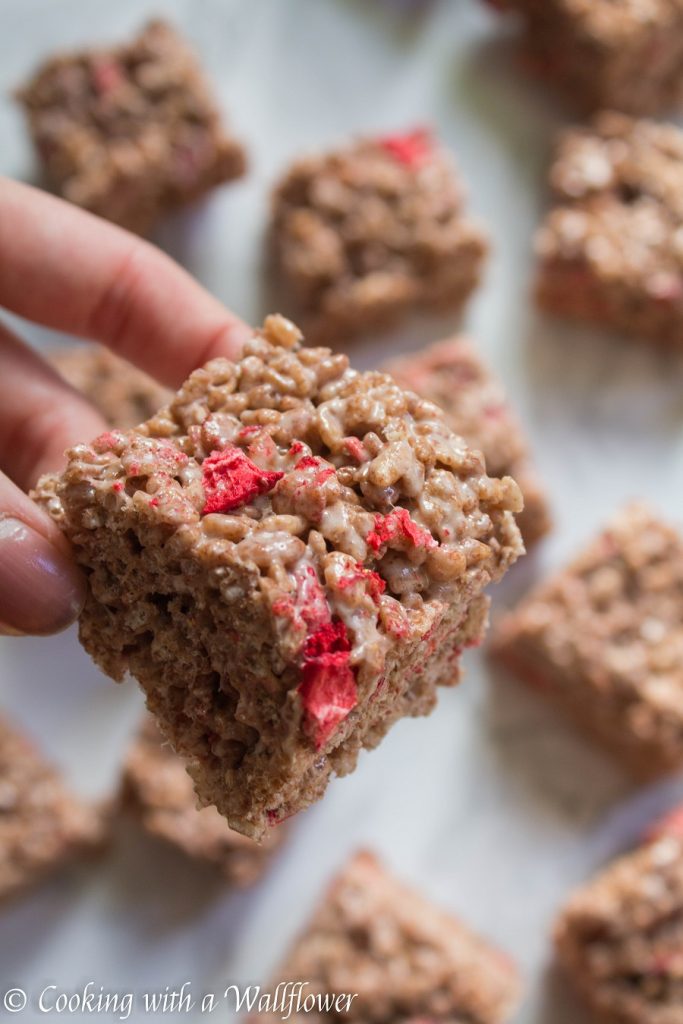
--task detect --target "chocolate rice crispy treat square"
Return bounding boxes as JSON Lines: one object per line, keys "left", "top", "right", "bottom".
{"left": 0, "top": 714, "right": 104, "bottom": 903}
{"left": 384, "top": 336, "right": 551, "bottom": 547}
{"left": 270, "top": 129, "right": 488, "bottom": 342}
{"left": 121, "top": 716, "right": 284, "bottom": 884}
{"left": 535, "top": 112, "right": 683, "bottom": 347}
{"left": 248, "top": 850, "right": 521, "bottom": 1024}
{"left": 487, "top": 0, "right": 683, "bottom": 116}
{"left": 17, "top": 20, "right": 246, "bottom": 234}
{"left": 555, "top": 806, "right": 683, "bottom": 1024}
{"left": 493, "top": 503, "right": 683, "bottom": 780}
{"left": 35, "top": 315, "right": 523, "bottom": 839}
{"left": 49, "top": 345, "right": 172, "bottom": 431}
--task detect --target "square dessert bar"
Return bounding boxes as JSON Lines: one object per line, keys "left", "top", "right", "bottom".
{"left": 384, "top": 336, "right": 551, "bottom": 547}
{"left": 535, "top": 112, "right": 683, "bottom": 347}
{"left": 37, "top": 315, "right": 523, "bottom": 839}
{"left": 0, "top": 714, "right": 103, "bottom": 903}
{"left": 121, "top": 717, "right": 284, "bottom": 884}
{"left": 493, "top": 504, "right": 683, "bottom": 780}
{"left": 248, "top": 851, "right": 521, "bottom": 1024}
{"left": 270, "top": 129, "right": 488, "bottom": 341}
{"left": 488, "top": 0, "right": 683, "bottom": 115}
{"left": 50, "top": 345, "right": 171, "bottom": 430}
{"left": 17, "top": 20, "right": 246, "bottom": 234}
{"left": 555, "top": 807, "right": 683, "bottom": 1024}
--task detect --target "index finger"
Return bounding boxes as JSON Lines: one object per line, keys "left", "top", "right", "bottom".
{"left": 0, "top": 177, "right": 252, "bottom": 387}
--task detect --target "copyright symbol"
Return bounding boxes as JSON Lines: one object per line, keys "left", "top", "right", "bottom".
{"left": 3, "top": 988, "right": 27, "bottom": 1012}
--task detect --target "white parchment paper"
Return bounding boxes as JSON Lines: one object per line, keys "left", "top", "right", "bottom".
{"left": 2, "top": 1, "right": 683, "bottom": 1020}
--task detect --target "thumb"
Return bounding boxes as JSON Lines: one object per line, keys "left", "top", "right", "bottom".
{"left": 0, "top": 471, "right": 85, "bottom": 636}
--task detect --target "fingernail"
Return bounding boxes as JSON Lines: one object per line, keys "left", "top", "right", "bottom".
{"left": 0, "top": 516, "right": 85, "bottom": 636}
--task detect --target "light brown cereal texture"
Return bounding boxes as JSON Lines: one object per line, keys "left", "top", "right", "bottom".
{"left": 488, "top": 0, "right": 683, "bottom": 115}
{"left": 17, "top": 20, "right": 246, "bottom": 234}
{"left": 555, "top": 808, "right": 683, "bottom": 1024}
{"left": 121, "top": 716, "right": 285, "bottom": 883}
{"left": 50, "top": 345, "right": 172, "bottom": 430}
{"left": 248, "top": 850, "right": 521, "bottom": 1024}
{"left": 535, "top": 112, "right": 683, "bottom": 347}
{"left": 385, "top": 336, "right": 551, "bottom": 547}
{"left": 493, "top": 503, "right": 683, "bottom": 780}
{"left": 269, "top": 129, "right": 488, "bottom": 342}
{"left": 35, "top": 315, "right": 523, "bottom": 839}
{"left": 0, "top": 715, "right": 104, "bottom": 904}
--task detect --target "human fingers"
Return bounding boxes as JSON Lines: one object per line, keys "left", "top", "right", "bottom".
{"left": 0, "top": 177, "right": 252, "bottom": 388}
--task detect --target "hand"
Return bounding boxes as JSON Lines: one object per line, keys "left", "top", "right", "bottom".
{"left": 0, "top": 177, "right": 252, "bottom": 637}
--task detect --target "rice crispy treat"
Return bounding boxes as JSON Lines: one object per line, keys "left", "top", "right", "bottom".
{"left": 121, "top": 716, "right": 284, "bottom": 884}
{"left": 487, "top": 0, "right": 683, "bottom": 116}
{"left": 535, "top": 112, "right": 683, "bottom": 347}
{"left": 35, "top": 314, "right": 523, "bottom": 839}
{"left": 248, "top": 851, "right": 521, "bottom": 1024}
{"left": 270, "top": 129, "right": 488, "bottom": 342}
{"left": 0, "top": 714, "right": 104, "bottom": 903}
{"left": 555, "top": 806, "right": 683, "bottom": 1024}
{"left": 384, "top": 336, "right": 551, "bottom": 547}
{"left": 50, "top": 345, "right": 171, "bottom": 430}
{"left": 493, "top": 504, "right": 683, "bottom": 780}
{"left": 17, "top": 20, "right": 246, "bottom": 234}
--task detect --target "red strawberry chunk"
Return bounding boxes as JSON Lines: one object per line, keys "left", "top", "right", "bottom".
{"left": 366, "top": 507, "right": 436, "bottom": 553}
{"left": 298, "top": 620, "right": 357, "bottom": 748}
{"left": 90, "top": 58, "right": 124, "bottom": 96}
{"left": 378, "top": 128, "right": 432, "bottom": 168}
{"left": 202, "top": 445, "right": 284, "bottom": 514}
{"left": 338, "top": 563, "right": 386, "bottom": 605}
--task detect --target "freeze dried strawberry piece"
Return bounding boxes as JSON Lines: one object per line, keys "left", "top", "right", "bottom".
{"left": 342, "top": 437, "right": 368, "bottom": 463}
{"left": 202, "top": 445, "right": 284, "bottom": 514}
{"left": 295, "top": 456, "right": 322, "bottom": 470}
{"left": 338, "top": 563, "right": 386, "bottom": 605}
{"left": 152, "top": 441, "right": 189, "bottom": 470}
{"left": 294, "top": 455, "right": 336, "bottom": 485}
{"left": 90, "top": 57, "right": 125, "bottom": 96}
{"left": 298, "top": 620, "right": 357, "bottom": 748}
{"left": 93, "top": 430, "right": 125, "bottom": 453}
{"left": 378, "top": 128, "right": 432, "bottom": 168}
{"left": 274, "top": 566, "right": 330, "bottom": 637}
{"left": 236, "top": 424, "right": 262, "bottom": 442}
{"left": 366, "top": 507, "right": 436, "bottom": 553}
{"left": 295, "top": 565, "right": 331, "bottom": 631}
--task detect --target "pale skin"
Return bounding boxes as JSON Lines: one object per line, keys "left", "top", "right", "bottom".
{"left": 0, "top": 176, "right": 251, "bottom": 636}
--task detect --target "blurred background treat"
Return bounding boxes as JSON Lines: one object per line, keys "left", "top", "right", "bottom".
{"left": 120, "top": 717, "right": 287, "bottom": 886}
{"left": 49, "top": 345, "right": 171, "bottom": 429}
{"left": 17, "top": 20, "right": 246, "bottom": 234}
